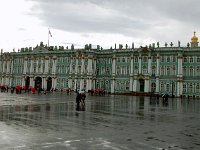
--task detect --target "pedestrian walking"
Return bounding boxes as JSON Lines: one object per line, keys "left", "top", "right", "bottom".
{"left": 76, "top": 93, "right": 82, "bottom": 111}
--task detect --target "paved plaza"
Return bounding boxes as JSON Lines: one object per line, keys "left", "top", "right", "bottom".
{"left": 0, "top": 92, "right": 200, "bottom": 150}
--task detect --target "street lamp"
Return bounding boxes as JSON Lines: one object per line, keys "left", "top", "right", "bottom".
{"left": 172, "top": 81, "right": 174, "bottom": 98}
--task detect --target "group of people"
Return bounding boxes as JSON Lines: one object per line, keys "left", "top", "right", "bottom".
{"left": 76, "top": 91, "right": 86, "bottom": 111}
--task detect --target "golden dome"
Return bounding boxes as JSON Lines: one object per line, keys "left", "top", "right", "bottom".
{"left": 191, "top": 31, "right": 198, "bottom": 43}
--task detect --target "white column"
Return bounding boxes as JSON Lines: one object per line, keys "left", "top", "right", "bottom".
{"left": 21, "top": 77, "right": 25, "bottom": 86}
{"left": 129, "top": 78, "right": 133, "bottom": 91}
{"left": 36, "top": 59, "right": 39, "bottom": 73}
{"left": 9, "top": 77, "right": 12, "bottom": 87}
{"left": 111, "top": 79, "right": 115, "bottom": 93}
{"left": 88, "top": 79, "right": 92, "bottom": 90}
{"left": 0, "top": 60, "right": 2, "bottom": 72}
{"left": 75, "top": 56, "right": 78, "bottom": 74}
{"left": 30, "top": 77, "right": 34, "bottom": 87}
{"left": 156, "top": 54, "right": 160, "bottom": 76}
{"left": 144, "top": 79, "right": 150, "bottom": 92}
{"left": 52, "top": 59, "right": 54, "bottom": 74}
{"left": 92, "top": 79, "right": 95, "bottom": 89}
{"left": 41, "top": 78, "right": 44, "bottom": 89}
{"left": 55, "top": 78, "right": 57, "bottom": 89}
{"left": 11, "top": 59, "right": 13, "bottom": 74}
{"left": 80, "top": 79, "right": 84, "bottom": 90}
{"left": 52, "top": 78, "right": 54, "bottom": 89}
{"left": 156, "top": 78, "right": 159, "bottom": 93}
{"left": 155, "top": 53, "right": 160, "bottom": 93}
{"left": 131, "top": 55, "right": 134, "bottom": 74}
{"left": 45, "top": 57, "right": 49, "bottom": 73}
{"left": 88, "top": 57, "right": 93, "bottom": 75}
{"left": 6, "top": 77, "right": 9, "bottom": 85}
{"left": 177, "top": 81, "right": 180, "bottom": 96}
{"left": 40, "top": 59, "right": 43, "bottom": 73}
{"left": 30, "top": 59, "right": 33, "bottom": 74}
{"left": 67, "top": 78, "right": 71, "bottom": 89}
{"left": 52, "top": 57, "right": 56, "bottom": 74}
{"left": 44, "top": 78, "right": 47, "bottom": 90}
{"left": 81, "top": 57, "right": 84, "bottom": 74}
{"left": 23, "top": 58, "right": 28, "bottom": 74}
{"left": 74, "top": 79, "right": 77, "bottom": 91}
{"left": 69, "top": 59, "right": 73, "bottom": 74}
{"left": 129, "top": 55, "right": 134, "bottom": 92}
{"left": 148, "top": 55, "right": 152, "bottom": 75}
{"left": 139, "top": 54, "right": 142, "bottom": 74}
{"left": 94, "top": 59, "right": 96, "bottom": 75}
{"left": 133, "top": 79, "right": 137, "bottom": 92}
{"left": 179, "top": 81, "right": 183, "bottom": 96}
{"left": 86, "top": 79, "right": 89, "bottom": 91}
{"left": 112, "top": 55, "right": 116, "bottom": 75}
{"left": 2, "top": 60, "right": 5, "bottom": 73}
{"left": 53, "top": 58, "right": 57, "bottom": 74}
{"left": 6, "top": 60, "right": 10, "bottom": 73}
{"left": 177, "top": 53, "right": 183, "bottom": 75}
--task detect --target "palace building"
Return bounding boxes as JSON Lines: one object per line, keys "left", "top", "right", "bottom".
{"left": 0, "top": 32, "right": 200, "bottom": 97}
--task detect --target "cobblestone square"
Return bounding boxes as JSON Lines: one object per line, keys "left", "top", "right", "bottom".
{"left": 0, "top": 92, "right": 200, "bottom": 150}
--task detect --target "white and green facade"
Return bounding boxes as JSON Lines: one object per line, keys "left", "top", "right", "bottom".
{"left": 0, "top": 33, "right": 200, "bottom": 97}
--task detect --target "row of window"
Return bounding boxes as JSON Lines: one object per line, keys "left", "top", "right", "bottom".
{"left": 4, "top": 55, "right": 200, "bottom": 67}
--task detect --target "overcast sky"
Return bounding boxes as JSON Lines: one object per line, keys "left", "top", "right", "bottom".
{"left": 0, "top": 0, "right": 199, "bottom": 52}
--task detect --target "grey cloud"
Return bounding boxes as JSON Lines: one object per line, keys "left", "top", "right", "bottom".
{"left": 26, "top": 0, "right": 200, "bottom": 45}
{"left": 18, "top": 28, "right": 26, "bottom": 31}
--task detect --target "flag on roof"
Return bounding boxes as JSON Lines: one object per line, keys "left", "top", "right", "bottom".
{"left": 49, "top": 29, "right": 52, "bottom": 37}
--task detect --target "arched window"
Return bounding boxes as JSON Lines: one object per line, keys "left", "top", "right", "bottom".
{"left": 197, "top": 57, "right": 200, "bottom": 62}
{"left": 184, "top": 57, "right": 187, "bottom": 62}
{"left": 151, "top": 82, "right": 156, "bottom": 92}
{"left": 78, "top": 66, "right": 81, "bottom": 73}
{"left": 190, "top": 67, "right": 193, "bottom": 76}
{"left": 126, "top": 81, "right": 129, "bottom": 90}
{"left": 197, "top": 67, "right": 200, "bottom": 76}
{"left": 117, "top": 67, "right": 120, "bottom": 75}
{"left": 161, "top": 66, "right": 164, "bottom": 75}
{"left": 142, "top": 66, "right": 147, "bottom": 74}
{"left": 166, "top": 83, "right": 170, "bottom": 92}
{"left": 183, "top": 84, "right": 186, "bottom": 93}
{"left": 167, "top": 67, "right": 170, "bottom": 75}
{"left": 134, "top": 66, "right": 138, "bottom": 73}
{"left": 72, "top": 65, "right": 75, "bottom": 73}
{"left": 116, "top": 82, "right": 119, "bottom": 90}
{"left": 172, "top": 56, "right": 176, "bottom": 62}
{"left": 172, "top": 65, "right": 176, "bottom": 75}
{"left": 196, "top": 83, "right": 199, "bottom": 93}
{"left": 152, "top": 66, "right": 156, "bottom": 75}
{"left": 161, "top": 56, "right": 165, "bottom": 62}
{"left": 143, "top": 57, "right": 147, "bottom": 62}
{"left": 167, "top": 57, "right": 170, "bottom": 62}
{"left": 190, "top": 57, "right": 193, "bottom": 63}
{"left": 189, "top": 83, "right": 193, "bottom": 94}
{"left": 183, "top": 66, "right": 187, "bottom": 76}
{"left": 96, "top": 67, "right": 99, "bottom": 75}
{"left": 160, "top": 83, "right": 164, "bottom": 92}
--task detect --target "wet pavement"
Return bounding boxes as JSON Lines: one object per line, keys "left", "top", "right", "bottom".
{"left": 0, "top": 92, "right": 200, "bottom": 150}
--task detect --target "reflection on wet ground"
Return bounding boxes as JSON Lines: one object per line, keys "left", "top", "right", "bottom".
{"left": 0, "top": 93, "right": 200, "bottom": 150}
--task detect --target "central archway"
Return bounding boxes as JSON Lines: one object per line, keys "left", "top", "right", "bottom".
{"left": 35, "top": 77, "right": 42, "bottom": 89}
{"left": 139, "top": 79, "right": 145, "bottom": 92}
{"left": 46, "top": 77, "right": 52, "bottom": 91}
{"left": 25, "top": 76, "right": 30, "bottom": 88}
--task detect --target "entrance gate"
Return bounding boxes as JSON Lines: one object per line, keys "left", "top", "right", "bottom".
{"left": 47, "top": 77, "right": 52, "bottom": 91}
{"left": 35, "top": 77, "right": 42, "bottom": 89}
{"left": 139, "top": 79, "right": 144, "bottom": 92}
